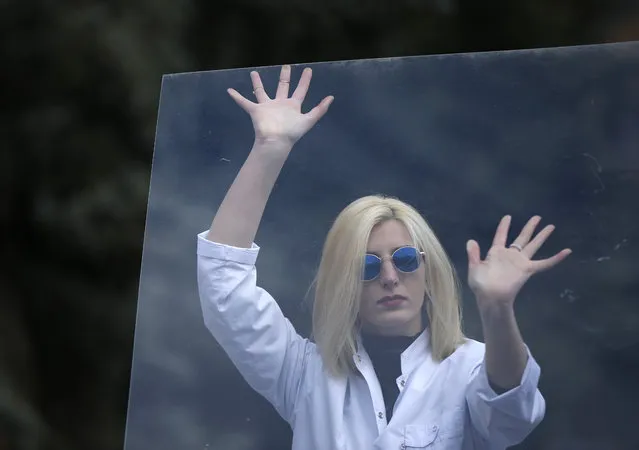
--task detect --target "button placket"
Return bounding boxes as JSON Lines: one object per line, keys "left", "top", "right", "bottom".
{"left": 356, "top": 352, "right": 385, "bottom": 427}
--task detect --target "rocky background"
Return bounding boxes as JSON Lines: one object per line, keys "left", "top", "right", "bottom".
{"left": 1, "top": 1, "right": 638, "bottom": 449}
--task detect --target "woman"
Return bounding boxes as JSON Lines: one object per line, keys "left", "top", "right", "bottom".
{"left": 197, "top": 65, "right": 571, "bottom": 449}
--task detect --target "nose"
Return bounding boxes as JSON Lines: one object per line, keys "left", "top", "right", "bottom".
{"left": 379, "top": 258, "right": 399, "bottom": 287}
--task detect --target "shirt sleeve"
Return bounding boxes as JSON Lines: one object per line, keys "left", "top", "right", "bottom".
{"left": 465, "top": 345, "right": 546, "bottom": 449}
{"left": 196, "top": 231, "right": 311, "bottom": 423}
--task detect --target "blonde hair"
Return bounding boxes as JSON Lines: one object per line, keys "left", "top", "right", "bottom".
{"left": 311, "top": 194, "right": 466, "bottom": 377}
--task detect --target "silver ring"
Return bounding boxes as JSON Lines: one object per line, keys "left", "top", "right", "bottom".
{"left": 253, "top": 86, "right": 264, "bottom": 94}
{"left": 279, "top": 80, "right": 290, "bottom": 83}
{"left": 509, "top": 243, "right": 523, "bottom": 252}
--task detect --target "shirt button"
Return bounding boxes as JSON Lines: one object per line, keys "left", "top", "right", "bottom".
{"left": 378, "top": 412, "right": 384, "bottom": 419}
{"left": 357, "top": 355, "right": 362, "bottom": 362}
{"left": 400, "top": 379, "right": 405, "bottom": 387}
{"left": 400, "top": 444, "right": 406, "bottom": 450}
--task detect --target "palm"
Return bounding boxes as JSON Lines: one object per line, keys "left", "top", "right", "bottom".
{"left": 466, "top": 215, "right": 571, "bottom": 306}
{"left": 251, "top": 99, "right": 310, "bottom": 144}
{"left": 227, "top": 65, "right": 333, "bottom": 147}
{"left": 469, "top": 246, "right": 532, "bottom": 302}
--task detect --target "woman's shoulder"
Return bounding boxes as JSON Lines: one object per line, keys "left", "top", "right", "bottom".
{"left": 446, "top": 337, "right": 486, "bottom": 367}
{"left": 460, "top": 337, "right": 485, "bottom": 350}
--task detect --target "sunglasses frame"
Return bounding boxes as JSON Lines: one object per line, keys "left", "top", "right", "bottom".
{"left": 362, "top": 245, "right": 426, "bottom": 281}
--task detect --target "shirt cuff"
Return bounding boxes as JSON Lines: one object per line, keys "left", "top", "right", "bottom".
{"left": 196, "top": 231, "right": 260, "bottom": 265}
{"left": 475, "top": 345, "right": 541, "bottom": 405}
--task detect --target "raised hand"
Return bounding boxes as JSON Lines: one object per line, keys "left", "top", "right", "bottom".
{"left": 227, "top": 65, "right": 334, "bottom": 148}
{"left": 466, "top": 215, "right": 572, "bottom": 309}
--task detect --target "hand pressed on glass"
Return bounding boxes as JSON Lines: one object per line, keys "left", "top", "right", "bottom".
{"left": 227, "top": 65, "right": 334, "bottom": 148}
{"left": 467, "top": 215, "right": 572, "bottom": 308}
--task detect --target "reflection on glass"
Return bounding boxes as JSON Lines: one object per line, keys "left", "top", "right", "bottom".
{"left": 124, "top": 42, "right": 639, "bottom": 450}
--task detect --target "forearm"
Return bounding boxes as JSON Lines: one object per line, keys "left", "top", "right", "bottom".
{"left": 207, "top": 140, "right": 292, "bottom": 248}
{"left": 479, "top": 301, "right": 528, "bottom": 392}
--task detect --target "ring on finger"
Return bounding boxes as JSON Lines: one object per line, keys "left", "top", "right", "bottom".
{"left": 279, "top": 79, "right": 289, "bottom": 83}
{"left": 509, "top": 243, "right": 523, "bottom": 252}
{"left": 252, "top": 86, "right": 264, "bottom": 94}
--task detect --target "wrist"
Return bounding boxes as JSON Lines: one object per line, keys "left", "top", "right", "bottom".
{"left": 253, "top": 137, "right": 294, "bottom": 153}
{"left": 477, "top": 300, "right": 515, "bottom": 323}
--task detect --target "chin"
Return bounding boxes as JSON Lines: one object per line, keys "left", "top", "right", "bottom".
{"left": 370, "top": 312, "right": 420, "bottom": 332}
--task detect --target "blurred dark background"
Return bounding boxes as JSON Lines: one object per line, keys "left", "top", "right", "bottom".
{"left": 1, "top": 1, "right": 638, "bottom": 449}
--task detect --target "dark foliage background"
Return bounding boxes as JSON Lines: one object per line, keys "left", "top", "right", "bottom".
{"left": 1, "top": 1, "right": 637, "bottom": 448}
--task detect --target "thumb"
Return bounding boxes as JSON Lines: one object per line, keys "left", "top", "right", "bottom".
{"left": 305, "top": 95, "right": 334, "bottom": 125}
{"left": 227, "top": 88, "right": 254, "bottom": 112}
{"left": 466, "top": 240, "right": 481, "bottom": 267}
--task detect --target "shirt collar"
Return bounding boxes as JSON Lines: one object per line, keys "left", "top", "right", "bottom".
{"left": 355, "top": 327, "right": 431, "bottom": 375}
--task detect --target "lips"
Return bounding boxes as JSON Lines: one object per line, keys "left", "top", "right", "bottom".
{"left": 377, "top": 295, "right": 407, "bottom": 305}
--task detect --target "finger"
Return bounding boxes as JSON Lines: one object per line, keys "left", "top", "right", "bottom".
{"left": 492, "top": 215, "right": 512, "bottom": 248}
{"left": 227, "top": 88, "right": 255, "bottom": 111}
{"left": 513, "top": 215, "right": 542, "bottom": 248}
{"left": 275, "top": 65, "right": 291, "bottom": 100}
{"left": 250, "top": 71, "right": 270, "bottom": 103}
{"left": 304, "top": 95, "right": 334, "bottom": 126}
{"left": 291, "top": 67, "right": 312, "bottom": 102}
{"left": 466, "top": 240, "right": 481, "bottom": 267}
{"left": 523, "top": 223, "right": 554, "bottom": 258}
{"left": 530, "top": 249, "right": 572, "bottom": 272}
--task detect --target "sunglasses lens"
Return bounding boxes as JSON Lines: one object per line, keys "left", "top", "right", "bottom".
{"left": 393, "top": 247, "right": 420, "bottom": 272}
{"left": 363, "top": 254, "right": 381, "bottom": 280}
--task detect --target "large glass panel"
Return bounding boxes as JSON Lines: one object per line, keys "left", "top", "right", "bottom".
{"left": 124, "top": 42, "right": 639, "bottom": 449}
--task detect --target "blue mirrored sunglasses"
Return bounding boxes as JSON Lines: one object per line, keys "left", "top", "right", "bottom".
{"left": 362, "top": 246, "right": 425, "bottom": 281}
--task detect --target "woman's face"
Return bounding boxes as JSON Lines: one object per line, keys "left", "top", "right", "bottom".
{"left": 359, "top": 219, "right": 427, "bottom": 336}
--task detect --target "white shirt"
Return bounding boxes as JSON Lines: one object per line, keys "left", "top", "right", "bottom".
{"left": 197, "top": 232, "right": 545, "bottom": 450}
